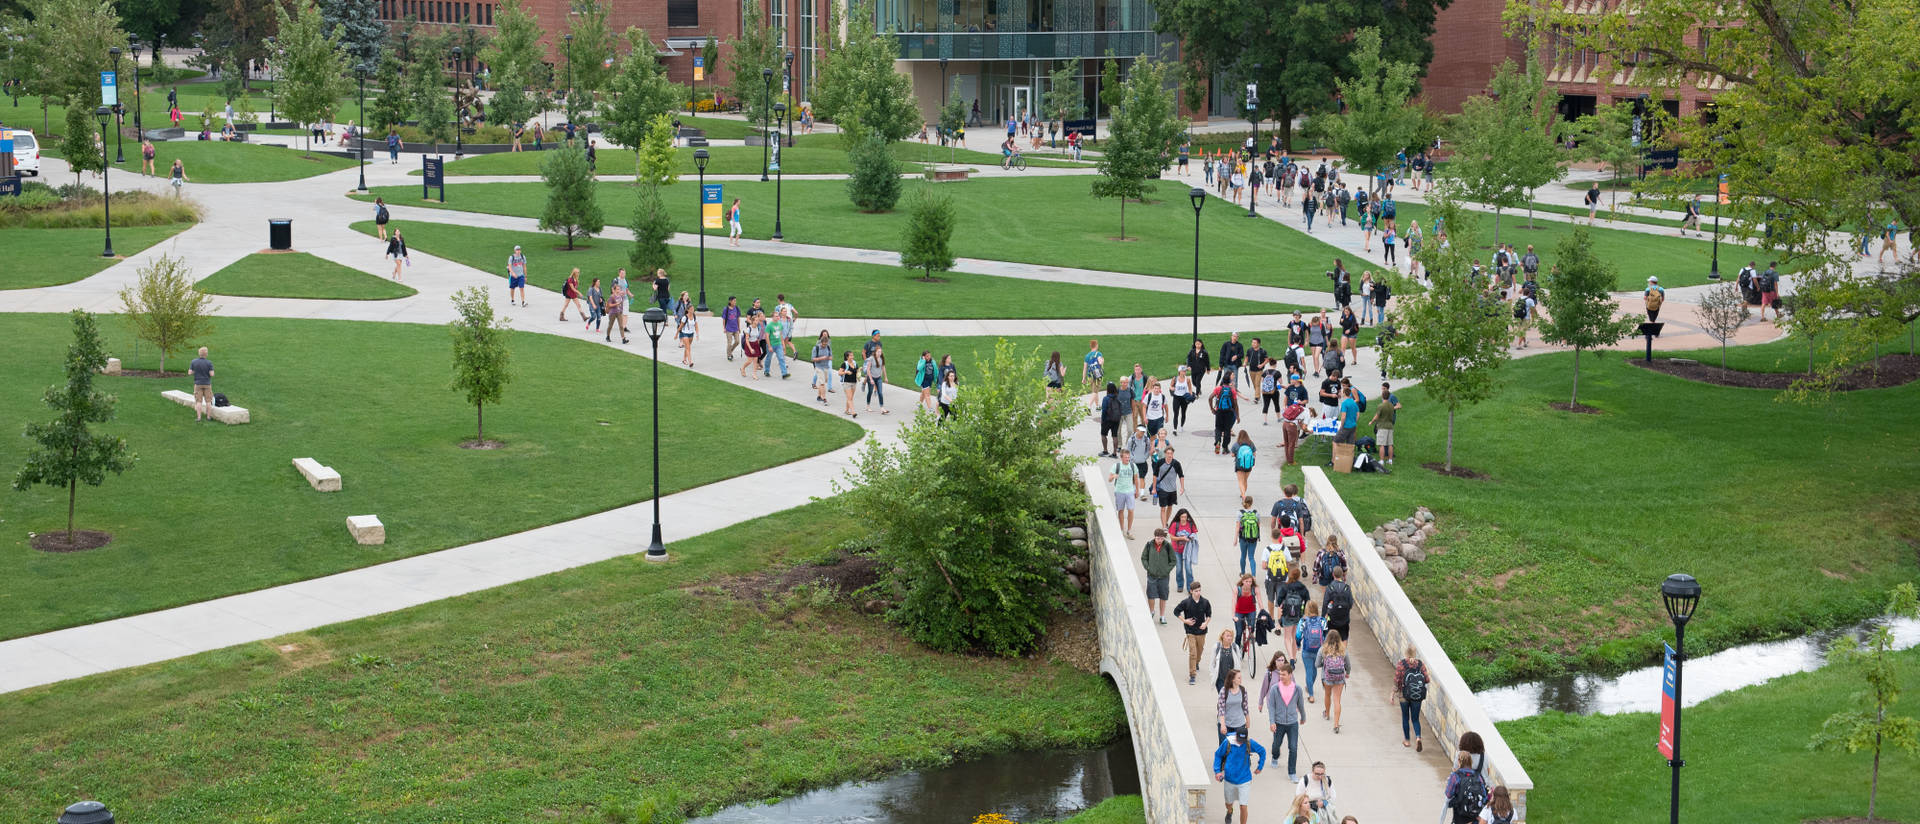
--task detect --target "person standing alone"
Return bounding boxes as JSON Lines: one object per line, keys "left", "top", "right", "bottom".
{"left": 189, "top": 347, "right": 215, "bottom": 421}
{"left": 505, "top": 246, "right": 529, "bottom": 307}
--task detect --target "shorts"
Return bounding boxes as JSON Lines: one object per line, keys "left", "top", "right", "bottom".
{"left": 1047, "top": 379, "right": 1063, "bottom": 389}
{"left": 1100, "top": 420, "right": 1120, "bottom": 439}
{"left": 1115, "top": 492, "right": 1136, "bottom": 511}
{"left": 1157, "top": 489, "right": 1178, "bottom": 508}
{"left": 1145, "top": 575, "right": 1170, "bottom": 601}
{"left": 678, "top": 332, "right": 693, "bottom": 340}
{"left": 1375, "top": 428, "right": 1393, "bottom": 447}
{"left": 1761, "top": 291, "right": 1777, "bottom": 306}
{"left": 1223, "top": 780, "right": 1252, "bottom": 806}
{"left": 509, "top": 276, "right": 526, "bottom": 289}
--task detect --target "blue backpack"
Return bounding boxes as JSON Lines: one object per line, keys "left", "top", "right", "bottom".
{"left": 1302, "top": 618, "right": 1325, "bottom": 652}
{"left": 1215, "top": 388, "right": 1235, "bottom": 413}
{"left": 1235, "top": 444, "right": 1255, "bottom": 471}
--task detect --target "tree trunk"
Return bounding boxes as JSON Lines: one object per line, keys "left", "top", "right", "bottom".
{"left": 1722, "top": 339, "right": 1729, "bottom": 368}
{"left": 1869, "top": 727, "right": 1881, "bottom": 823}
{"left": 476, "top": 402, "right": 484, "bottom": 441}
{"left": 1527, "top": 190, "right": 1536, "bottom": 229}
{"left": 67, "top": 475, "right": 77, "bottom": 544}
{"left": 1276, "top": 102, "right": 1295, "bottom": 152}
{"left": 1493, "top": 207, "right": 1503, "bottom": 247}
{"left": 1571, "top": 347, "right": 1582, "bottom": 407}
{"left": 1809, "top": 334, "right": 1815, "bottom": 375}
{"left": 1118, "top": 199, "right": 1126, "bottom": 241}
{"left": 1445, "top": 408, "right": 1455, "bottom": 472}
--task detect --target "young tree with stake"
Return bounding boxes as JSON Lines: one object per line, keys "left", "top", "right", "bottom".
{"left": 119, "top": 254, "right": 216, "bottom": 376}
{"left": 1809, "top": 583, "right": 1919, "bottom": 824}
{"left": 13, "top": 310, "right": 136, "bottom": 548}
{"left": 1695, "top": 281, "right": 1752, "bottom": 368}
{"left": 540, "top": 144, "right": 605, "bottom": 249}
{"left": 899, "top": 188, "right": 956, "bottom": 282}
{"left": 448, "top": 287, "right": 513, "bottom": 443}
{"left": 1537, "top": 228, "right": 1638, "bottom": 407}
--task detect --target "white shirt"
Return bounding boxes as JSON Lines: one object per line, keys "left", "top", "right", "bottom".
{"left": 1144, "top": 391, "right": 1165, "bottom": 420}
{"left": 939, "top": 383, "right": 958, "bottom": 404}
{"left": 1296, "top": 773, "right": 1336, "bottom": 805}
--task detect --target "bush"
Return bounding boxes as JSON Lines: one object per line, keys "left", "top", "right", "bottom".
{"left": 845, "top": 133, "right": 902, "bottom": 213}
{"left": 836, "top": 339, "right": 1087, "bottom": 656}
{"left": 0, "top": 190, "right": 202, "bottom": 229}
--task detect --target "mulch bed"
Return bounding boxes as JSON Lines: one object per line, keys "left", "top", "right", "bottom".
{"left": 458, "top": 439, "right": 505, "bottom": 450}
{"left": 31, "top": 530, "right": 113, "bottom": 553}
{"left": 1631, "top": 354, "right": 1920, "bottom": 390}
{"left": 707, "top": 551, "right": 885, "bottom": 607}
{"left": 1421, "top": 462, "right": 1490, "bottom": 480}
{"left": 1548, "top": 401, "right": 1605, "bottom": 414}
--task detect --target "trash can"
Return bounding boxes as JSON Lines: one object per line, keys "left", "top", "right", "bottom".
{"left": 268, "top": 219, "right": 293, "bottom": 250}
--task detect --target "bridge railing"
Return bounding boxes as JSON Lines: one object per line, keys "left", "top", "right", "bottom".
{"left": 1079, "top": 465, "right": 1212, "bottom": 824}
{"left": 1299, "top": 465, "right": 1534, "bottom": 820}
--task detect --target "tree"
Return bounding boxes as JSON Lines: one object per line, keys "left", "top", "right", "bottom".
{"left": 1090, "top": 59, "right": 1184, "bottom": 240}
{"left": 367, "top": 47, "right": 409, "bottom": 131}
{"left": 1150, "top": 0, "right": 1452, "bottom": 150}
{"left": 1443, "top": 56, "right": 1563, "bottom": 241}
{"left": 1043, "top": 58, "right": 1086, "bottom": 125}
{"left": 12, "top": 310, "right": 135, "bottom": 547}
{"left": 1809, "top": 583, "right": 1920, "bottom": 824}
{"left": 937, "top": 79, "right": 966, "bottom": 162}
{"left": 118, "top": 0, "right": 201, "bottom": 75}
{"left": 1096, "top": 52, "right": 1120, "bottom": 114}
{"left": 1323, "top": 27, "right": 1424, "bottom": 196}
{"left": 634, "top": 113, "right": 678, "bottom": 187}
{"left": 1560, "top": 102, "right": 1638, "bottom": 215}
{"left": 726, "top": 0, "right": 783, "bottom": 129}
{"left": 405, "top": 32, "right": 455, "bottom": 150}
{"left": 812, "top": 1, "right": 917, "bottom": 148}
{"left": 700, "top": 35, "right": 719, "bottom": 106}
{"left": 625, "top": 185, "right": 676, "bottom": 276}
{"left": 562, "top": 0, "right": 615, "bottom": 115}
{"left": 273, "top": 0, "right": 352, "bottom": 155}
{"left": 447, "top": 286, "right": 513, "bottom": 443}
{"left": 59, "top": 105, "right": 104, "bottom": 186}
{"left": 1537, "top": 228, "right": 1638, "bottom": 407}
{"left": 845, "top": 132, "right": 902, "bottom": 212}
{"left": 600, "top": 28, "right": 683, "bottom": 154}
{"left": 1179, "top": 60, "right": 1206, "bottom": 121}
{"left": 835, "top": 338, "right": 1086, "bottom": 657}
{"left": 118, "top": 254, "right": 216, "bottom": 375}
{"left": 1695, "top": 281, "right": 1751, "bottom": 368}
{"left": 1376, "top": 200, "right": 1513, "bottom": 472}
{"left": 318, "top": 0, "right": 382, "bottom": 68}
{"left": 899, "top": 187, "right": 955, "bottom": 282}
{"left": 15, "top": 0, "right": 128, "bottom": 136}
{"left": 539, "top": 145, "right": 604, "bottom": 249}
{"left": 199, "top": 0, "right": 277, "bottom": 91}
{"left": 476, "top": 0, "right": 544, "bottom": 129}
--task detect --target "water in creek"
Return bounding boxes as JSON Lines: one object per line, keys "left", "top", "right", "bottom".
{"left": 1479, "top": 614, "right": 1920, "bottom": 722}
{"left": 687, "top": 736, "right": 1140, "bottom": 824}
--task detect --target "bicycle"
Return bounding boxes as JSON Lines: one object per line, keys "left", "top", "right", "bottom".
{"left": 1003, "top": 154, "right": 1028, "bottom": 172}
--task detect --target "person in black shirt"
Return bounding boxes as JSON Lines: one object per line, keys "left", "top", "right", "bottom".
{"left": 1098, "top": 382, "right": 1126, "bottom": 458}
{"left": 1284, "top": 374, "right": 1310, "bottom": 406}
{"left": 1244, "top": 338, "right": 1269, "bottom": 387}
{"left": 1370, "top": 279, "right": 1391, "bottom": 328}
{"left": 1174, "top": 581, "right": 1212, "bottom": 684}
{"left": 1219, "top": 332, "right": 1246, "bottom": 388}
{"left": 1187, "top": 338, "right": 1212, "bottom": 379}
{"left": 1318, "top": 372, "right": 1342, "bottom": 418}
{"left": 1286, "top": 312, "right": 1308, "bottom": 348}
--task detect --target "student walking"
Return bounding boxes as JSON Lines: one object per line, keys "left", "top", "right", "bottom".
{"left": 1140, "top": 528, "right": 1176, "bottom": 622}
{"left": 168, "top": 158, "right": 189, "bottom": 196}
{"left": 1273, "top": 567, "right": 1308, "bottom": 662}
{"left": 838, "top": 351, "right": 860, "bottom": 418}
{"left": 937, "top": 370, "right": 958, "bottom": 423}
{"left": 605, "top": 273, "right": 630, "bottom": 343}
{"left": 728, "top": 198, "right": 743, "bottom": 246}
{"left": 862, "top": 345, "right": 889, "bottom": 414}
{"left": 1296, "top": 602, "right": 1327, "bottom": 703}
{"left": 1169, "top": 507, "right": 1198, "bottom": 592}
{"left": 1232, "top": 433, "right": 1257, "bottom": 500}
{"left": 505, "top": 246, "right": 529, "bottom": 307}
{"left": 1210, "top": 375, "right": 1244, "bottom": 455}
{"left": 1218, "top": 668, "right": 1252, "bottom": 745}
{"left": 373, "top": 197, "right": 391, "bottom": 240}
{"left": 1264, "top": 659, "right": 1306, "bottom": 782}
{"left": 1112, "top": 455, "right": 1141, "bottom": 537}
{"left": 1170, "top": 366, "right": 1197, "bottom": 436}
{"left": 1175, "top": 582, "right": 1212, "bottom": 684}
{"left": 1211, "top": 729, "right": 1267, "bottom": 824}
{"left": 1154, "top": 448, "right": 1187, "bottom": 527}
{"left": 914, "top": 350, "right": 939, "bottom": 410}
{"left": 1395, "top": 647, "right": 1429, "bottom": 751}
{"left": 1444, "top": 752, "right": 1490, "bottom": 824}
{"left": 1643, "top": 276, "right": 1665, "bottom": 322}
{"left": 385, "top": 229, "right": 409, "bottom": 280}
{"left": 584, "top": 277, "right": 605, "bottom": 332}
{"left": 1320, "top": 630, "right": 1349, "bottom": 733}
{"left": 674, "top": 296, "right": 698, "bottom": 365}
{"left": 810, "top": 331, "right": 834, "bottom": 404}
{"left": 561, "top": 269, "right": 587, "bottom": 321}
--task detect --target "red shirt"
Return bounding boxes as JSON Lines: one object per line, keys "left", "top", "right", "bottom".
{"left": 1234, "top": 588, "right": 1257, "bottom": 616}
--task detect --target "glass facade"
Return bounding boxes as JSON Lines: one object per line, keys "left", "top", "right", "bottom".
{"left": 878, "top": 0, "right": 1156, "bottom": 60}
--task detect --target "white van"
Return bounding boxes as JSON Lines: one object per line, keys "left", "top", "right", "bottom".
{"left": 9, "top": 129, "right": 40, "bottom": 176}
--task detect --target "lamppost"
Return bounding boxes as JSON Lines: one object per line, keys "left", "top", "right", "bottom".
{"left": 1189, "top": 187, "right": 1205, "bottom": 343}
{"left": 1709, "top": 187, "right": 1722, "bottom": 280}
{"left": 129, "top": 39, "right": 143, "bottom": 140}
{"left": 264, "top": 37, "right": 276, "bottom": 123}
{"left": 58, "top": 800, "right": 114, "bottom": 824}
{"left": 109, "top": 46, "right": 124, "bottom": 164}
{"left": 1661, "top": 573, "right": 1702, "bottom": 824}
{"left": 772, "top": 101, "right": 786, "bottom": 240}
{"left": 563, "top": 34, "right": 574, "bottom": 130}
{"left": 1245, "top": 65, "right": 1260, "bottom": 219}
{"left": 760, "top": 67, "right": 773, "bottom": 181}
{"left": 939, "top": 57, "right": 949, "bottom": 108}
{"left": 640, "top": 307, "right": 670, "bottom": 563}
{"left": 694, "top": 148, "right": 709, "bottom": 311}
{"left": 355, "top": 63, "right": 369, "bottom": 192}
{"left": 95, "top": 106, "right": 115, "bottom": 258}
{"left": 451, "top": 46, "right": 464, "bottom": 157}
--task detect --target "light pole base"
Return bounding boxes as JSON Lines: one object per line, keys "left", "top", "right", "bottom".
{"left": 696, "top": 291, "right": 709, "bottom": 313}
{"left": 646, "top": 524, "right": 668, "bottom": 562}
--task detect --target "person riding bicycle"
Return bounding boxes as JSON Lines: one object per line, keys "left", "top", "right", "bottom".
{"left": 1002, "top": 136, "right": 1022, "bottom": 169}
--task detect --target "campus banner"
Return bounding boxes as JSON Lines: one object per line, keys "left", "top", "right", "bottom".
{"left": 702, "top": 184, "right": 723, "bottom": 229}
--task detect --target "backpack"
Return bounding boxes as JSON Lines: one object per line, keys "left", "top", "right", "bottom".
{"left": 1382, "top": 200, "right": 1396, "bottom": 219}
{"left": 375, "top": 204, "right": 389, "bottom": 221}
{"left": 1324, "top": 581, "right": 1353, "bottom": 623}
{"left": 1239, "top": 509, "right": 1260, "bottom": 539}
{"left": 1276, "top": 501, "right": 1313, "bottom": 533}
{"left": 1281, "top": 588, "right": 1305, "bottom": 622}
{"left": 1266, "top": 547, "right": 1289, "bottom": 579}
{"left": 1449, "top": 769, "right": 1489, "bottom": 824}
{"left": 1316, "top": 549, "right": 1345, "bottom": 586}
{"left": 1401, "top": 661, "right": 1429, "bottom": 702}
{"left": 1261, "top": 371, "right": 1277, "bottom": 393}
{"left": 1513, "top": 301, "right": 1529, "bottom": 320}
{"left": 1301, "top": 618, "right": 1325, "bottom": 652}
{"left": 1214, "top": 388, "right": 1235, "bottom": 413}
{"left": 1355, "top": 390, "right": 1368, "bottom": 413}
{"left": 1323, "top": 653, "right": 1349, "bottom": 682}
{"left": 1646, "top": 288, "right": 1665, "bottom": 311}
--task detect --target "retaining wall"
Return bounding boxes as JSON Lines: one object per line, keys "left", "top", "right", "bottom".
{"left": 1299, "top": 465, "right": 1534, "bottom": 820}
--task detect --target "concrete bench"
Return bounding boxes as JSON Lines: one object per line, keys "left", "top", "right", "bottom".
{"left": 160, "top": 389, "right": 251, "bottom": 425}
{"left": 291, "top": 457, "right": 341, "bottom": 492}
{"left": 102, "top": 358, "right": 121, "bottom": 375}
{"left": 346, "top": 515, "right": 385, "bottom": 545}
{"left": 930, "top": 166, "right": 971, "bottom": 182}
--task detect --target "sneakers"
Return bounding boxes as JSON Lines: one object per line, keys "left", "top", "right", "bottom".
{"left": 1189, "top": 675, "right": 1197, "bottom": 685}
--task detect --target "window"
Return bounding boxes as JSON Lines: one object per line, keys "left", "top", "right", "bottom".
{"left": 668, "top": 0, "right": 698, "bottom": 27}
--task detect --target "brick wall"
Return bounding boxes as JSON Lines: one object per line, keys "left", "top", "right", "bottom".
{"left": 1421, "top": 0, "right": 1526, "bottom": 115}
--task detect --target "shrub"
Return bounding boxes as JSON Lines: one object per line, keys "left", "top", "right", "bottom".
{"left": 0, "top": 190, "right": 202, "bottom": 229}
{"left": 845, "top": 133, "right": 902, "bottom": 213}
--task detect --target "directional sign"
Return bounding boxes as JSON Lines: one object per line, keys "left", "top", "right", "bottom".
{"left": 1657, "top": 643, "right": 1677, "bottom": 759}
{"left": 100, "top": 71, "right": 118, "bottom": 108}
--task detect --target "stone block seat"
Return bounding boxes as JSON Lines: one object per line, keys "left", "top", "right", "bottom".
{"left": 346, "top": 515, "right": 385, "bottom": 545}
{"left": 160, "top": 389, "right": 250, "bottom": 424}
{"left": 930, "top": 166, "right": 971, "bottom": 182}
{"left": 291, "top": 457, "right": 341, "bottom": 492}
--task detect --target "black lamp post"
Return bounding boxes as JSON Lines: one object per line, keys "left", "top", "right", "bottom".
{"left": 939, "top": 57, "right": 949, "bottom": 108}
{"left": 772, "top": 101, "right": 786, "bottom": 240}
{"left": 1245, "top": 66, "right": 1260, "bottom": 219}
{"left": 694, "top": 147, "right": 709, "bottom": 311}
{"left": 129, "top": 39, "right": 143, "bottom": 140}
{"left": 1709, "top": 196, "right": 1721, "bottom": 280}
{"left": 58, "top": 800, "right": 114, "bottom": 824}
{"left": 1662, "top": 573, "right": 1702, "bottom": 824}
{"left": 760, "top": 67, "right": 773, "bottom": 181}
{"left": 355, "top": 63, "right": 369, "bottom": 191}
{"left": 563, "top": 34, "right": 574, "bottom": 131}
{"left": 1189, "top": 187, "right": 1205, "bottom": 343}
{"left": 264, "top": 37, "right": 276, "bottom": 122}
{"left": 451, "top": 46, "right": 464, "bottom": 157}
{"left": 783, "top": 50, "right": 794, "bottom": 143}
{"left": 109, "top": 46, "right": 124, "bottom": 164}
{"left": 95, "top": 106, "right": 114, "bottom": 258}
{"left": 640, "top": 307, "right": 670, "bottom": 563}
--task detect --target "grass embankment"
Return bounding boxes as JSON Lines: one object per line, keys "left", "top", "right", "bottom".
{"left": 122, "top": 141, "right": 359, "bottom": 183}
{"left": 1323, "top": 336, "right": 1920, "bottom": 687}
{"left": 0, "top": 501, "right": 1127, "bottom": 822}
{"left": 429, "top": 140, "right": 1085, "bottom": 177}
{"left": 0, "top": 223, "right": 196, "bottom": 290}
{"left": 355, "top": 177, "right": 1355, "bottom": 290}
{"left": 1500, "top": 646, "right": 1920, "bottom": 824}
{"left": 0, "top": 314, "right": 860, "bottom": 639}
{"left": 350, "top": 221, "right": 1299, "bottom": 320}
{"left": 1055, "top": 796, "right": 1146, "bottom": 823}
{"left": 195, "top": 252, "right": 416, "bottom": 300}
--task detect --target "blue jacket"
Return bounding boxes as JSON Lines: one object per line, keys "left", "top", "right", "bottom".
{"left": 1212, "top": 737, "right": 1268, "bottom": 785}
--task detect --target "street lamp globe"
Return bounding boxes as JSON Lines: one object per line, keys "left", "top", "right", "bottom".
{"left": 642, "top": 307, "right": 668, "bottom": 342}
{"left": 694, "top": 147, "right": 709, "bottom": 171}
{"left": 1662, "top": 573, "right": 1701, "bottom": 626}
{"left": 1189, "top": 187, "right": 1206, "bottom": 214}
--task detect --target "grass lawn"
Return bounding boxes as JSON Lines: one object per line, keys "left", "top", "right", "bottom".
{"left": 424, "top": 141, "right": 1086, "bottom": 177}
{"left": 1323, "top": 336, "right": 1920, "bottom": 687}
{"left": 10, "top": 83, "right": 361, "bottom": 137}
{"left": 355, "top": 177, "right": 1355, "bottom": 290}
{"left": 352, "top": 220, "right": 1300, "bottom": 320}
{"left": 1387, "top": 200, "right": 1793, "bottom": 289}
{"left": 0, "top": 314, "right": 859, "bottom": 640}
{"left": 0, "top": 223, "right": 195, "bottom": 290}
{"left": 126, "top": 141, "right": 359, "bottom": 183}
{"left": 676, "top": 114, "right": 758, "bottom": 139}
{"left": 1499, "top": 646, "right": 1920, "bottom": 824}
{"left": 1056, "top": 796, "right": 1146, "bottom": 823}
{"left": 0, "top": 501, "right": 1127, "bottom": 822}
{"left": 195, "top": 252, "right": 416, "bottom": 300}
